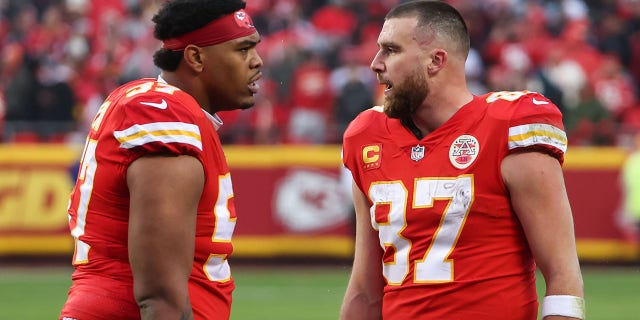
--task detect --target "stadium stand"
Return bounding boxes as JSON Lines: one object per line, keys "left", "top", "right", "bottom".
{"left": 0, "top": 0, "right": 638, "bottom": 146}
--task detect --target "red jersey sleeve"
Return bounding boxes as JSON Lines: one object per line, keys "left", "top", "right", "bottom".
{"left": 110, "top": 81, "right": 206, "bottom": 168}
{"left": 487, "top": 91, "right": 567, "bottom": 164}
{"left": 342, "top": 106, "right": 383, "bottom": 193}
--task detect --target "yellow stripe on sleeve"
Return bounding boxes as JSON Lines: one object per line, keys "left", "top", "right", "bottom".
{"left": 114, "top": 122, "right": 202, "bottom": 150}
{"left": 508, "top": 123, "right": 567, "bottom": 153}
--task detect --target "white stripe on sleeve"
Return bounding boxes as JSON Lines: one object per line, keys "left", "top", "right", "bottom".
{"left": 508, "top": 123, "right": 567, "bottom": 153}
{"left": 113, "top": 122, "right": 202, "bottom": 150}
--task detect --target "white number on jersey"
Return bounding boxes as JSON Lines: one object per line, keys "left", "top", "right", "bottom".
{"left": 203, "top": 174, "right": 236, "bottom": 282}
{"left": 369, "top": 175, "right": 474, "bottom": 284}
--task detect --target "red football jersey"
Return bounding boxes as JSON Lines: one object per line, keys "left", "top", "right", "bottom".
{"left": 342, "top": 91, "right": 567, "bottom": 320}
{"left": 61, "top": 78, "right": 236, "bottom": 320}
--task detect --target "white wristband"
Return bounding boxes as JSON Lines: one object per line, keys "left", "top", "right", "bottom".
{"left": 541, "top": 295, "right": 585, "bottom": 319}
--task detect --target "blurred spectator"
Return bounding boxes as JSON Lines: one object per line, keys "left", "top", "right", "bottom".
{"left": 117, "top": 2, "right": 160, "bottom": 84}
{"left": 620, "top": 102, "right": 640, "bottom": 135}
{"left": 465, "top": 47, "right": 487, "bottom": 95}
{"left": 217, "top": 80, "right": 285, "bottom": 144}
{"left": 332, "top": 52, "right": 375, "bottom": 141}
{"left": 596, "top": 10, "right": 631, "bottom": 68}
{"left": 565, "top": 85, "right": 616, "bottom": 146}
{"left": 591, "top": 55, "right": 637, "bottom": 119}
{"left": 286, "top": 50, "right": 334, "bottom": 144}
{"left": 542, "top": 45, "right": 588, "bottom": 110}
{"left": 35, "top": 71, "right": 76, "bottom": 134}
{"left": 250, "top": 81, "right": 285, "bottom": 144}
{"left": 3, "top": 47, "right": 39, "bottom": 123}
{"left": 309, "top": 0, "right": 357, "bottom": 68}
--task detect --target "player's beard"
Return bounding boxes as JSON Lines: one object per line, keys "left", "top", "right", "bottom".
{"left": 383, "top": 69, "right": 428, "bottom": 119}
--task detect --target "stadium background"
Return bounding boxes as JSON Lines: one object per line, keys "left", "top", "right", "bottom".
{"left": 0, "top": 0, "right": 639, "bottom": 319}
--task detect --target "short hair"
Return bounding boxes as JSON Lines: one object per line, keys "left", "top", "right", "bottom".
{"left": 152, "top": 0, "right": 247, "bottom": 71}
{"left": 386, "top": 0, "right": 470, "bottom": 57}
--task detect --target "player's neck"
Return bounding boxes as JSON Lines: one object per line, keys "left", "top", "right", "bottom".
{"left": 412, "top": 88, "right": 473, "bottom": 136}
{"left": 401, "top": 117, "right": 425, "bottom": 139}
{"left": 159, "top": 72, "right": 212, "bottom": 113}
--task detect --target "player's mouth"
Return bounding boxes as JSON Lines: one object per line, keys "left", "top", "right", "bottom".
{"left": 382, "top": 80, "right": 393, "bottom": 95}
{"left": 248, "top": 72, "right": 262, "bottom": 94}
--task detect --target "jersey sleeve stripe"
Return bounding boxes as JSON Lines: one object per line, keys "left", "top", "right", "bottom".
{"left": 508, "top": 123, "right": 567, "bottom": 153}
{"left": 114, "top": 122, "right": 203, "bottom": 150}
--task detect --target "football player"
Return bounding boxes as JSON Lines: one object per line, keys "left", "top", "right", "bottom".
{"left": 340, "top": 1, "right": 585, "bottom": 320}
{"left": 60, "top": 0, "right": 262, "bottom": 319}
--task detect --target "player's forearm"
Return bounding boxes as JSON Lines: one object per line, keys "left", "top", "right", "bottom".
{"left": 543, "top": 273, "right": 584, "bottom": 297}
{"left": 537, "top": 244, "right": 584, "bottom": 298}
{"left": 539, "top": 267, "right": 585, "bottom": 320}
{"left": 340, "top": 290, "right": 382, "bottom": 320}
{"left": 138, "top": 296, "right": 193, "bottom": 320}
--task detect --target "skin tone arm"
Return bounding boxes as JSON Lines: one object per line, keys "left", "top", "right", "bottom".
{"left": 502, "top": 151, "right": 585, "bottom": 320}
{"left": 127, "top": 155, "right": 205, "bottom": 320}
{"left": 340, "top": 182, "right": 385, "bottom": 320}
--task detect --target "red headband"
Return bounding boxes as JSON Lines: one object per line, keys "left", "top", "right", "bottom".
{"left": 162, "top": 9, "right": 256, "bottom": 51}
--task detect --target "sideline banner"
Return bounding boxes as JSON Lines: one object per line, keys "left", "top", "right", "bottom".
{"left": 0, "top": 144, "right": 636, "bottom": 261}
{"left": 0, "top": 144, "right": 79, "bottom": 255}
{"left": 563, "top": 147, "right": 637, "bottom": 261}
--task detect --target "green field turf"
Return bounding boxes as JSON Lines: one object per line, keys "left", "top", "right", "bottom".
{"left": 0, "top": 263, "right": 638, "bottom": 319}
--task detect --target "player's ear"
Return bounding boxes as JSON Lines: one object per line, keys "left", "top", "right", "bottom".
{"left": 426, "top": 48, "right": 446, "bottom": 75}
{"left": 183, "top": 45, "right": 205, "bottom": 73}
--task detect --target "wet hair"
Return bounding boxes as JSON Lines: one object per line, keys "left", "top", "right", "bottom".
{"left": 152, "top": 0, "right": 247, "bottom": 71}
{"left": 386, "top": 0, "right": 470, "bottom": 57}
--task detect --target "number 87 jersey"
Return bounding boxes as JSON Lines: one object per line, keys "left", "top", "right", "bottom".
{"left": 341, "top": 91, "right": 567, "bottom": 320}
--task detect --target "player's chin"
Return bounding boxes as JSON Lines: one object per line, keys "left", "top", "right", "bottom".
{"left": 238, "top": 97, "right": 256, "bottom": 110}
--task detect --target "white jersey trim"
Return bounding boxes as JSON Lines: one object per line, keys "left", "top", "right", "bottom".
{"left": 114, "top": 122, "right": 203, "bottom": 150}
{"left": 205, "top": 111, "right": 224, "bottom": 131}
{"left": 508, "top": 123, "right": 567, "bottom": 153}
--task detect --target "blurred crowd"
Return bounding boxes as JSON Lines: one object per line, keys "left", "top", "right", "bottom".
{"left": 1, "top": 0, "right": 639, "bottom": 146}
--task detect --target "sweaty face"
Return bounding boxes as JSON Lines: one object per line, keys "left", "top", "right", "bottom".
{"left": 202, "top": 32, "right": 263, "bottom": 111}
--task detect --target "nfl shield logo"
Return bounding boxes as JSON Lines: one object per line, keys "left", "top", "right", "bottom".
{"left": 411, "top": 145, "right": 425, "bottom": 161}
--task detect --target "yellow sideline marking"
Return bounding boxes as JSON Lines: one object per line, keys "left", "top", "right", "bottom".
{"left": 233, "top": 236, "right": 354, "bottom": 257}
{"left": 563, "top": 147, "right": 628, "bottom": 169}
{"left": 1, "top": 235, "right": 638, "bottom": 261}
{"left": 576, "top": 239, "right": 639, "bottom": 261}
{"left": 0, "top": 235, "right": 354, "bottom": 257}
{"left": 225, "top": 145, "right": 631, "bottom": 170}
{"left": 0, "top": 144, "right": 630, "bottom": 169}
{"left": 226, "top": 145, "right": 633, "bottom": 169}
{"left": 0, "top": 144, "right": 81, "bottom": 165}
{"left": 0, "top": 236, "right": 74, "bottom": 255}
{"left": 224, "top": 145, "right": 343, "bottom": 168}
